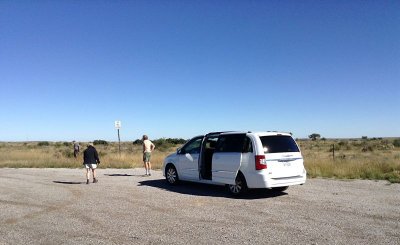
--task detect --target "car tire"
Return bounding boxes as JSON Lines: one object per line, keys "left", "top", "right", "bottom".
{"left": 228, "top": 173, "right": 248, "bottom": 196}
{"left": 272, "top": 186, "right": 289, "bottom": 192}
{"left": 165, "top": 164, "right": 179, "bottom": 185}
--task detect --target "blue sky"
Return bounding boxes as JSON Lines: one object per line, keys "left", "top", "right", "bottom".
{"left": 0, "top": 1, "right": 399, "bottom": 141}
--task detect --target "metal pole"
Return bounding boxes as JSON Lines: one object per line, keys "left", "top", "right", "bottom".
{"left": 118, "top": 128, "right": 121, "bottom": 156}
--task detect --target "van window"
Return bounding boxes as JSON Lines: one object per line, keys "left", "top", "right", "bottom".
{"left": 180, "top": 137, "right": 202, "bottom": 154}
{"left": 243, "top": 136, "right": 253, "bottom": 153}
{"left": 215, "top": 134, "right": 246, "bottom": 153}
{"left": 260, "top": 135, "right": 299, "bottom": 153}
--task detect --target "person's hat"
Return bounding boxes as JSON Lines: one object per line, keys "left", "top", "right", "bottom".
{"left": 88, "top": 142, "right": 94, "bottom": 147}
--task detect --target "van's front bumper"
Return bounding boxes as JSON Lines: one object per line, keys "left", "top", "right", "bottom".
{"left": 245, "top": 169, "right": 307, "bottom": 189}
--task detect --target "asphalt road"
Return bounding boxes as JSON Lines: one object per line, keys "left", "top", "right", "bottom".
{"left": 0, "top": 168, "right": 399, "bottom": 245}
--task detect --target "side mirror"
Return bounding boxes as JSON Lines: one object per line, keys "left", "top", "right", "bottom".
{"left": 177, "top": 147, "right": 182, "bottom": 154}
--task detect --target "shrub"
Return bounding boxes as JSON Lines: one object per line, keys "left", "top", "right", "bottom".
{"left": 37, "top": 141, "right": 50, "bottom": 146}
{"left": 362, "top": 145, "right": 373, "bottom": 152}
{"left": 63, "top": 142, "right": 70, "bottom": 147}
{"left": 393, "top": 139, "right": 400, "bottom": 147}
{"left": 133, "top": 139, "right": 142, "bottom": 145}
{"left": 133, "top": 138, "right": 186, "bottom": 145}
{"left": 93, "top": 140, "right": 108, "bottom": 145}
{"left": 98, "top": 151, "right": 107, "bottom": 157}
{"left": 61, "top": 149, "right": 74, "bottom": 158}
{"left": 329, "top": 144, "right": 340, "bottom": 152}
{"left": 153, "top": 138, "right": 173, "bottom": 151}
{"left": 165, "top": 138, "right": 187, "bottom": 144}
{"left": 309, "top": 133, "right": 321, "bottom": 141}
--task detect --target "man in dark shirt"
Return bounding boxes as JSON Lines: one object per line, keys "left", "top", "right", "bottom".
{"left": 83, "top": 143, "right": 100, "bottom": 184}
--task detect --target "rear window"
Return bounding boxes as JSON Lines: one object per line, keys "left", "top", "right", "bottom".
{"left": 260, "top": 135, "right": 299, "bottom": 153}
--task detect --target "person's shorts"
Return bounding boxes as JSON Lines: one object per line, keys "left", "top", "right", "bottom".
{"left": 85, "top": 164, "right": 97, "bottom": 169}
{"left": 143, "top": 152, "right": 151, "bottom": 162}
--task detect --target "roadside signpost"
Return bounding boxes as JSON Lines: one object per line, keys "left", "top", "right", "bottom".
{"left": 115, "top": 121, "right": 121, "bottom": 156}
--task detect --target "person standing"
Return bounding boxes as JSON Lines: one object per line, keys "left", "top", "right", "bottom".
{"left": 142, "top": 135, "right": 155, "bottom": 176}
{"left": 73, "top": 141, "right": 80, "bottom": 158}
{"left": 83, "top": 143, "right": 100, "bottom": 184}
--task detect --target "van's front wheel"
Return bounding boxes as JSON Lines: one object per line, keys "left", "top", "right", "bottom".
{"left": 166, "top": 165, "right": 179, "bottom": 185}
{"left": 228, "top": 173, "right": 248, "bottom": 196}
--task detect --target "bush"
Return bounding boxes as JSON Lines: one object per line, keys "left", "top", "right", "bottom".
{"left": 153, "top": 138, "right": 173, "bottom": 151}
{"left": 93, "top": 140, "right": 108, "bottom": 145}
{"left": 133, "top": 139, "right": 142, "bottom": 145}
{"left": 98, "top": 151, "right": 107, "bottom": 157}
{"left": 37, "top": 141, "right": 50, "bottom": 146}
{"left": 309, "top": 133, "right": 321, "bottom": 141}
{"left": 63, "top": 142, "right": 70, "bottom": 147}
{"left": 61, "top": 149, "right": 74, "bottom": 158}
{"left": 133, "top": 138, "right": 187, "bottom": 146}
{"left": 362, "top": 145, "right": 373, "bottom": 152}
{"left": 393, "top": 139, "right": 400, "bottom": 147}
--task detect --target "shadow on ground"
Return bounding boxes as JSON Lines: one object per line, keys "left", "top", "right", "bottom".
{"left": 104, "top": 174, "right": 135, "bottom": 177}
{"left": 53, "top": 181, "right": 82, "bottom": 185}
{"left": 138, "top": 179, "right": 288, "bottom": 200}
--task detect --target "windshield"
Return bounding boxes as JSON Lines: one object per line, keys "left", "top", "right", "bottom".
{"left": 260, "top": 135, "right": 299, "bottom": 153}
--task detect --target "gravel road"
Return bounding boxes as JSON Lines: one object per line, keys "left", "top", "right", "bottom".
{"left": 0, "top": 168, "right": 399, "bottom": 244}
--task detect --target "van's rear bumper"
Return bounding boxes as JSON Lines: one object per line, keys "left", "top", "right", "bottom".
{"left": 244, "top": 169, "right": 307, "bottom": 189}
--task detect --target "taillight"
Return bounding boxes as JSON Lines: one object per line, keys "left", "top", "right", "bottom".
{"left": 255, "top": 155, "right": 267, "bottom": 170}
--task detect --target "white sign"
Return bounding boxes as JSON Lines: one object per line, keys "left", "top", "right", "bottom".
{"left": 114, "top": 120, "right": 121, "bottom": 129}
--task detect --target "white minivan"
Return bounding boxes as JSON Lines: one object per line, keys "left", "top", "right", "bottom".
{"left": 162, "top": 131, "right": 306, "bottom": 195}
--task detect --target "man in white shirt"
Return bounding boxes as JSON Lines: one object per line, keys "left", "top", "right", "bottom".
{"left": 142, "top": 135, "right": 155, "bottom": 176}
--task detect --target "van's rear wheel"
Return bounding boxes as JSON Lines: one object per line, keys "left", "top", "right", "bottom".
{"left": 228, "top": 174, "right": 248, "bottom": 196}
{"left": 166, "top": 165, "right": 179, "bottom": 185}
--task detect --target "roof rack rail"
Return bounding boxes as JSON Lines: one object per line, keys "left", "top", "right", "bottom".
{"left": 205, "top": 131, "right": 234, "bottom": 136}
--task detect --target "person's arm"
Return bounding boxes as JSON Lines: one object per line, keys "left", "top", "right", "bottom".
{"left": 94, "top": 149, "right": 100, "bottom": 164}
{"left": 151, "top": 143, "right": 155, "bottom": 151}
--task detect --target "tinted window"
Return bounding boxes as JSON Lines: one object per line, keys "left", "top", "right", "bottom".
{"left": 215, "top": 134, "right": 246, "bottom": 153}
{"left": 243, "top": 137, "right": 253, "bottom": 153}
{"left": 260, "top": 135, "right": 299, "bottom": 153}
{"left": 181, "top": 137, "right": 202, "bottom": 154}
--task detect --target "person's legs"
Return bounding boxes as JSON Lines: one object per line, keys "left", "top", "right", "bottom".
{"left": 148, "top": 161, "right": 152, "bottom": 176}
{"left": 143, "top": 153, "right": 148, "bottom": 175}
{"left": 86, "top": 167, "right": 90, "bottom": 184}
{"left": 92, "top": 168, "right": 98, "bottom": 183}
{"left": 144, "top": 153, "right": 152, "bottom": 175}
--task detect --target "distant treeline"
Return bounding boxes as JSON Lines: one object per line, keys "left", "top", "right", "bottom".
{"left": 132, "top": 138, "right": 187, "bottom": 145}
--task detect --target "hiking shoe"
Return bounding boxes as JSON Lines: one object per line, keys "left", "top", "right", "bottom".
{"left": 86, "top": 179, "right": 89, "bottom": 184}
{"left": 93, "top": 178, "right": 98, "bottom": 183}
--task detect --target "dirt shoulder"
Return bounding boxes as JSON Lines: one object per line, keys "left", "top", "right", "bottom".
{"left": 0, "top": 168, "right": 399, "bottom": 244}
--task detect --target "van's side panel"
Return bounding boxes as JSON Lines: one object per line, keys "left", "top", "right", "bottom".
{"left": 212, "top": 152, "right": 241, "bottom": 185}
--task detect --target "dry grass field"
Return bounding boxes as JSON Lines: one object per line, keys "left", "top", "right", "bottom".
{"left": 0, "top": 138, "right": 399, "bottom": 183}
